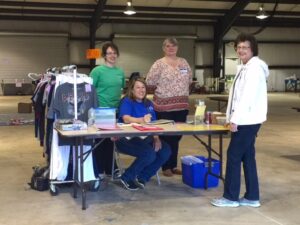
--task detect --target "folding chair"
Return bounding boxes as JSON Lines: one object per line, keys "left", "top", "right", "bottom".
{"left": 111, "top": 142, "right": 161, "bottom": 185}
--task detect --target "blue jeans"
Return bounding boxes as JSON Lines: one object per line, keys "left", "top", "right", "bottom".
{"left": 115, "top": 136, "right": 171, "bottom": 183}
{"left": 223, "top": 124, "right": 261, "bottom": 201}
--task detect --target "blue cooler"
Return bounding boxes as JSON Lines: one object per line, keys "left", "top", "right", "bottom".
{"left": 181, "top": 155, "right": 220, "bottom": 189}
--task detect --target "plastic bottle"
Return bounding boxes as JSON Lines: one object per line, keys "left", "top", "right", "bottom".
{"left": 194, "top": 100, "right": 206, "bottom": 125}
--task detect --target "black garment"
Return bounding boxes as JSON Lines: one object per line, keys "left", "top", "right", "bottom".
{"left": 45, "top": 118, "right": 54, "bottom": 164}
{"left": 32, "top": 82, "right": 47, "bottom": 146}
{"left": 156, "top": 110, "right": 189, "bottom": 171}
{"left": 45, "top": 84, "right": 55, "bottom": 163}
{"left": 93, "top": 138, "right": 115, "bottom": 175}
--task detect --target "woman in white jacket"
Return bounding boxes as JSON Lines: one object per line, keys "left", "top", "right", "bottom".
{"left": 211, "top": 33, "right": 269, "bottom": 208}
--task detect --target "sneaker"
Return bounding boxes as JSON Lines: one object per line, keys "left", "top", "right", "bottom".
{"left": 239, "top": 197, "right": 261, "bottom": 208}
{"left": 120, "top": 179, "right": 139, "bottom": 191}
{"left": 105, "top": 169, "right": 122, "bottom": 179}
{"left": 113, "top": 169, "right": 122, "bottom": 180}
{"left": 135, "top": 178, "right": 146, "bottom": 189}
{"left": 211, "top": 197, "right": 239, "bottom": 207}
{"left": 88, "top": 180, "right": 100, "bottom": 192}
{"left": 172, "top": 168, "right": 182, "bottom": 175}
{"left": 98, "top": 173, "right": 105, "bottom": 181}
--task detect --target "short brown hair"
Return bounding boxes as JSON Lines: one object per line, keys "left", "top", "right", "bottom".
{"left": 102, "top": 42, "right": 120, "bottom": 57}
{"left": 234, "top": 33, "right": 258, "bottom": 56}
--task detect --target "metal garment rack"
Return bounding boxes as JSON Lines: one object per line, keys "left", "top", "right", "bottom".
{"left": 49, "top": 65, "right": 97, "bottom": 195}
{"left": 49, "top": 65, "right": 78, "bottom": 195}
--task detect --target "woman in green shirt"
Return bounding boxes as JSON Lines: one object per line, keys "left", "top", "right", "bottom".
{"left": 90, "top": 42, "right": 125, "bottom": 179}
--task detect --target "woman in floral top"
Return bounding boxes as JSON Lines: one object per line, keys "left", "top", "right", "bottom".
{"left": 146, "top": 37, "right": 192, "bottom": 177}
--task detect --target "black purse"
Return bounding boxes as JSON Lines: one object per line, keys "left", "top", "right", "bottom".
{"left": 29, "top": 166, "right": 49, "bottom": 191}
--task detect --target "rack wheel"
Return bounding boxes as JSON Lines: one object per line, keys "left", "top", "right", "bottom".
{"left": 49, "top": 183, "right": 59, "bottom": 196}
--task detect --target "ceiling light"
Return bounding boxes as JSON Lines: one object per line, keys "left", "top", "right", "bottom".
{"left": 124, "top": 0, "right": 136, "bottom": 15}
{"left": 256, "top": 5, "right": 269, "bottom": 20}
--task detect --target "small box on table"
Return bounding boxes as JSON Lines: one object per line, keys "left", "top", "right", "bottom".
{"left": 88, "top": 107, "right": 116, "bottom": 128}
{"left": 181, "top": 155, "right": 220, "bottom": 189}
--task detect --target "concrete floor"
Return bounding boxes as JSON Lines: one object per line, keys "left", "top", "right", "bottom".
{"left": 0, "top": 93, "right": 299, "bottom": 225}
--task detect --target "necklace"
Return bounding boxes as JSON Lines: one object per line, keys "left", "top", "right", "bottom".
{"left": 164, "top": 57, "right": 178, "bottom": 69}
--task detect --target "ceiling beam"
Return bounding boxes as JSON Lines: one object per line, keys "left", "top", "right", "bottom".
{"left": 0, "top": 1, "right": 95, "bottom": 9}
{"left": 0, "top": 15, "right": 89, "bottom": 22}
{"left": 213, "top": 0, "right": 251, "bottom": 79}
{"left": 1, "top": 7, "right": 300, "bottom": 19}
{"left": 1, "top": 14, "right": 300, "bottom": 28}
{"left": 89, "top": 0, "right": 107, "bottom": 69}
{"left": 0, "top": 8, "right": 92, "bottom": 16}
{"left": 178, "top": 0, "right": 300, "bottom": 3}
{"left": 218, "top": 1, "right": 252, "bottom": 37}
{"left": 2, "top": 0, "right": 299, "bottom": 7}
{"left": 1, "top": 1, "right": 299, "bottom": 12}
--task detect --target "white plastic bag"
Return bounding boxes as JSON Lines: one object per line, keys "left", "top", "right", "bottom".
{"left": 181, "top": 155, "right": 203, "bottom": 165}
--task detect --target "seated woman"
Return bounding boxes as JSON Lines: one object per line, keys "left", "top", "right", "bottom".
{"left": 116, "top": 77, "right": 171, "bottom": 191}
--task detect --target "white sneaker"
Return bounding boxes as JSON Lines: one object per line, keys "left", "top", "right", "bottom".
{"left": 211, "top": 197, "right": 239, "bottom": 207}
{"left": 239, "top": 197, "right": 261, "bottom": 208}
{"left": 98, "top": 173, "right": 105, "bottom": 181}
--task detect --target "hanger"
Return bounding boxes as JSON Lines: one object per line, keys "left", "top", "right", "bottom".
{"left": 27, "top": 73, "right": 42, "bottom": 81}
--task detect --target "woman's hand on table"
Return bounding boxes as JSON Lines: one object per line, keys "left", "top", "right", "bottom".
{"left": 143, "top": 114, "right": 152, "bottom": 123}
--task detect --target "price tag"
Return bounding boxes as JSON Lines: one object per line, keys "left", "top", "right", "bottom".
{"left": 85, "top": 84, "right": 91, "bottom": 92}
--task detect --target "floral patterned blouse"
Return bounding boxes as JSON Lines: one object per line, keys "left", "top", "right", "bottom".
{"left": 146, "top": 57, "right": 192, "bottom": 112}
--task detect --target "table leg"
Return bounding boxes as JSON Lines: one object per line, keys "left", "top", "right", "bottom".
{"left": 219, "top": 134, "right": 224, "bottom": 183}
{"left": 204, "top": 135, "right": 212, "bottom": 189}
{"left": 193, "top": 134, "right": 225, "bottom": 188}
{"left": 73, "top": 138, "right": 78, "bottom": 198}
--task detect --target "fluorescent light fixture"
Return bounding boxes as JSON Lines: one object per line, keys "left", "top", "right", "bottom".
{"left": 256, "top": 5, "right": 269, "bottom": 20}
{"left": 124, "top": 0, "right": 136, "bottom": 15}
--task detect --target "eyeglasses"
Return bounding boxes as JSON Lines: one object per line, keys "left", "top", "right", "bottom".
{"left": 236, "top": 46, "right": 251, "bottom": 51}
{"left": 106, "top": 52, "right": 117, "bottom": 55}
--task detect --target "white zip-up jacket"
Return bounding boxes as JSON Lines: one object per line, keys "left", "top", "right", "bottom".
{"left": 226, "top": 56, "right": 269, "bottom": 125}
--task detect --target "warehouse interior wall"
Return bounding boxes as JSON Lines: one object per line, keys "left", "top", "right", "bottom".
{"left": 0, "top": 20, "right": 299, "bottom": 94}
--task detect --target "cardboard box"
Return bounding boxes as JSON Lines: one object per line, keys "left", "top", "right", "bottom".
{"left": 182, "top": 156, "right": 220, "bottom": 189}
{"left": 211, "top": 112, "right": 226, "bottom": 124}
{"left": 18, "top": 102, "right": 32, "bottom": 113}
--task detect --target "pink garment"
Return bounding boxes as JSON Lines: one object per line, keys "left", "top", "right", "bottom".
{"left": 146, "top": 57, "right": 192, "bottom": 112}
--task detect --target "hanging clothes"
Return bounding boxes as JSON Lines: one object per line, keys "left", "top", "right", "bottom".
{"left": 48, "top": 74, "right": 98, "bottom": 182}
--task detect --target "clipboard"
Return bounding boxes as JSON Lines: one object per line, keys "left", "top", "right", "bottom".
{"left": 95, "top": 124, "right": 122, "bottom": 130}
{"left": 132, "top": 124, "right": 164, "bottom": 131}
{"left": 146, "top": 119, "right": 174, "bottom": 125}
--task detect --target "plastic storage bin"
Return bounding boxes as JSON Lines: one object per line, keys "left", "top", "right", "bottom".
{"left": 89, "top": 107, "right": 116, "bottom": 126}
{"left": 181, "top": 155, "right": 220, "bottom": 189}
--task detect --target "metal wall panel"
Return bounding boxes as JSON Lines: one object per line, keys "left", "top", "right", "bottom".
{"left": 0, "top": 35, "right": 69, "bottom": 80}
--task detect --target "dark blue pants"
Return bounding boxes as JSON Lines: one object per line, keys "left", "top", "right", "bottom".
{"left": 93, "top": 138, "right": 114, "bottom": 175}
{"left": 115, "top": 137, "right": 171, "bottom": 183}
{"left": 156, "top": 110, "right": 188, "bottom": 171}
{"left": 223, "top": 124, "right": 261, "bottom": 201}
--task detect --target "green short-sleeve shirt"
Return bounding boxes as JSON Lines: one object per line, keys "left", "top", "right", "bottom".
{"left": 90, "top": 65, "right": 125, "bottom": 108}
